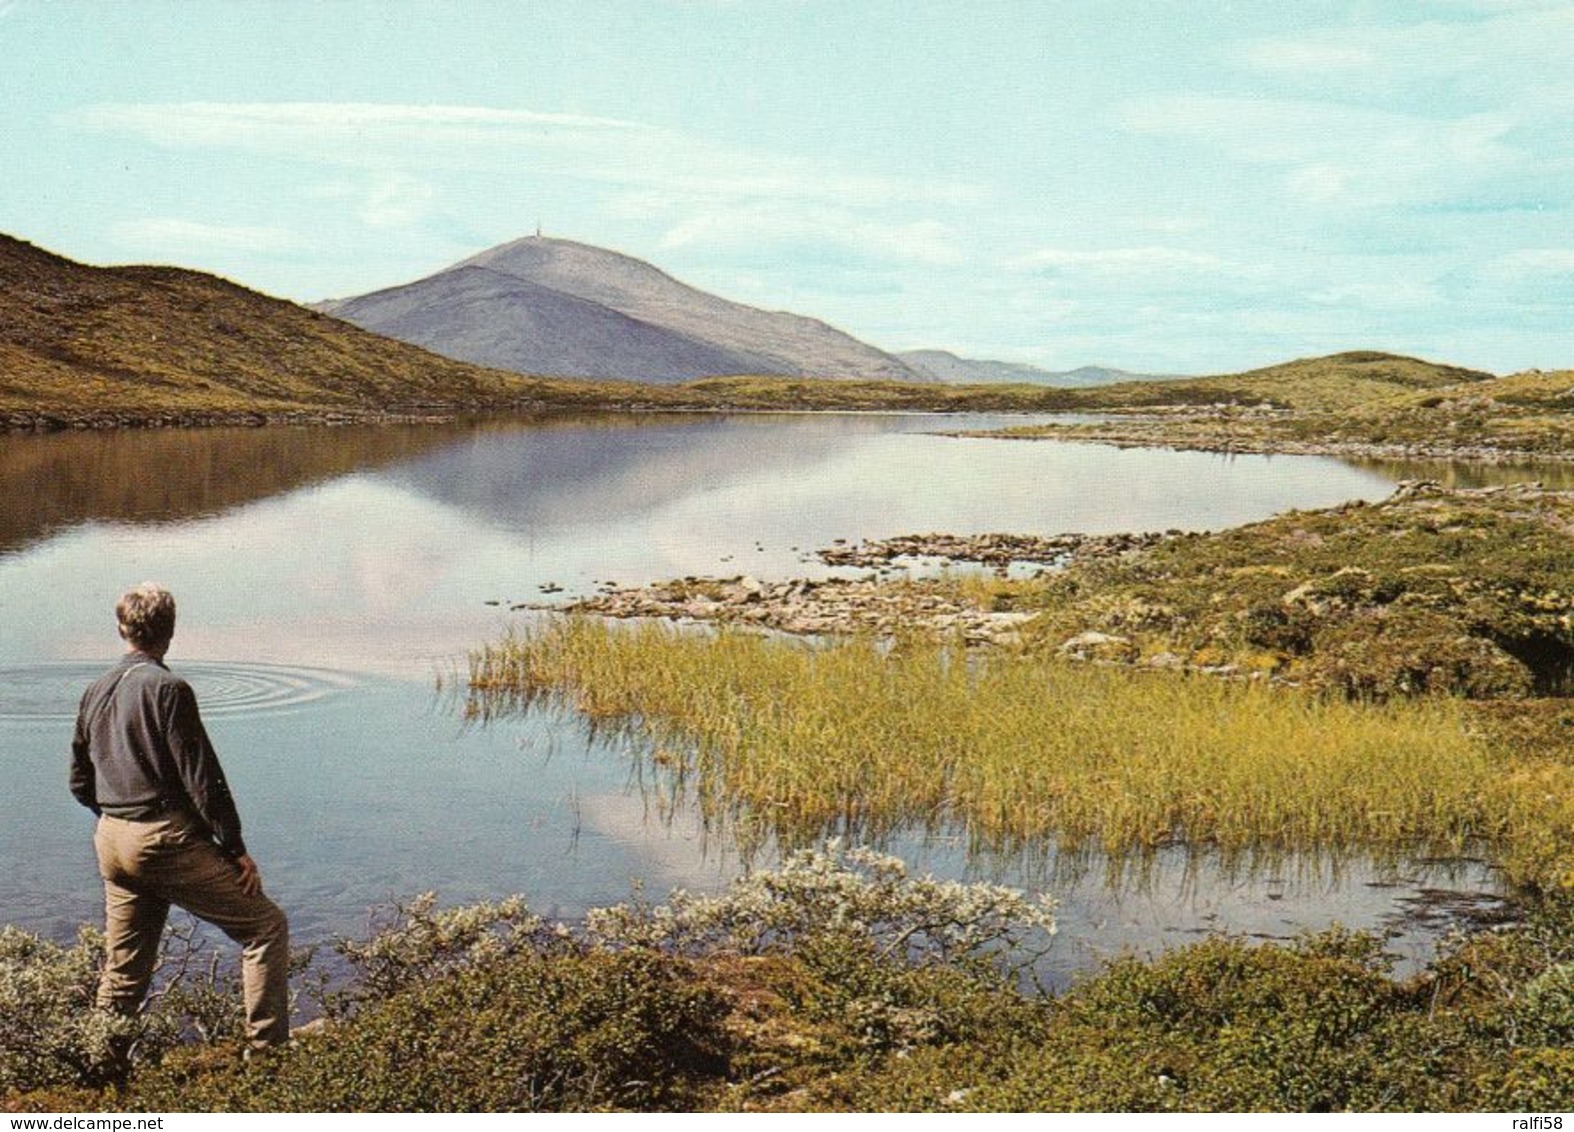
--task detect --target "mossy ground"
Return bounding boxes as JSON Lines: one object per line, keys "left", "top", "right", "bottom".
{"left": 1004, "top": 481, "right": 1574, "bottom": 700}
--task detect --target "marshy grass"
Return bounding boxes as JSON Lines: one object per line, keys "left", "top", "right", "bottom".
{"left": 467, "top": 618, "right": 1574, "bottom": 886}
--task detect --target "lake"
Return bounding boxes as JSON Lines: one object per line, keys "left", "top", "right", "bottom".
{"left": 0, "top": 412, "right": 1528, "bottom": 983}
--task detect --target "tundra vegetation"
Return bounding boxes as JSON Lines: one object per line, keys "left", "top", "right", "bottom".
{"left": 978, "top": 354, "right": 1574, "bottom": 461}
{"left": 4, "top": 846, "right": 1573, "bottom": 1112}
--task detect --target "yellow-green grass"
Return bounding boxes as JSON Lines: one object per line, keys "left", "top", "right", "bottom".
{"left": 468, "top": 617, "right": 1574, "bottom": 889}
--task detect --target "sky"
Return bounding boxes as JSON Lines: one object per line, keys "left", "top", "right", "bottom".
{"left": 2, "top": 0, "right": 1571, "bottom": 376}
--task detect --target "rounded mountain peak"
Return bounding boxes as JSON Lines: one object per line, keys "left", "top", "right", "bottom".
{"left": 456, "top": 236, "right": 676, "bottom": 293}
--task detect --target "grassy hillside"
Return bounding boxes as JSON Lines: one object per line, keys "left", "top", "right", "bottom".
{"left": 0, "top": 235, "right": 680, "bottom": 423}
{"left": 1319, "top": 367, "right": 1574, "bottom": 454}
{"left": 1008, "top": 481, "right": 1574, "bottom": 703}
{"left": 0, "top": 235, "right": 1088, "bottom": 424}
{"left": 673, "top": 375, "right": 1082, "bottom": 411}
{"left": 1077, "top": 350, "right": 1496, "bottom": 413}
{"left": 988, "top": 356, "right": 1574, "bottom": 459}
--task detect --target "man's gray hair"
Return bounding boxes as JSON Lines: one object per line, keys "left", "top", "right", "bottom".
{"left": 117, "top": 583, "right": 177, "bottom": 651}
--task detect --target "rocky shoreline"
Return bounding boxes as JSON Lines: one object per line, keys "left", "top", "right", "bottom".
{"left": 549, "top": 573, "right": 1037, "bottom": 644}
{"left": 959, "top": 413, "right": 1574, "bottom": 465}
{"left": 522, "top": 481, "right": 1574, "bottom": 698}
{"left": 528, "top": 529, "right": 1174, "bottom": 644}
{"left": 0, "top": 396, "right": 707, "bottom": 433}
{"left": 816, "top": 529, "right": 1172, "bottom": 570}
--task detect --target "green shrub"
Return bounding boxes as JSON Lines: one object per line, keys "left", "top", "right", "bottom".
{"left": 9, "top": 866, "right": 1574, "bottom": 1111}
{"left": 128, "top": 949, "right": 728, "bottom": 1112}
{"left": 1480, "top": 1047, "right": 1574, "bottom": 1110}
{"left": 826, "top": 930, "right": 1477, "bottom": 1112}
{"left": 585, "top": 843, "right": 1056, "bottom": 978}
{"left": 0, "top": 926, "right": 149, "bottom": 1090}
{"left": 585, "top": 843, "right": 1057, "bottom": 1057}
{"left": 324, "top": 892, "right": 561, "bottom": 1016}
{"left": 1513, "top": 963, "right": 1574, "bottom": 1045}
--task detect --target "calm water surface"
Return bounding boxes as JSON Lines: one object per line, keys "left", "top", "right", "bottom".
{"left": 0, "top": 413, "right": 1529, "bottom": 981}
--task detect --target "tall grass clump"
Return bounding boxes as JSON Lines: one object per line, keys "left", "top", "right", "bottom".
{"left": 468, "top": 618, "right": 1533, "bottom": 877}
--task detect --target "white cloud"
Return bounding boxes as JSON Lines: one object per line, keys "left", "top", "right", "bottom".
{"left": 70, "top": 101, "right": 641, "bottom": 149}
{"left": 67, "top": 101, "right": 980, "bottom": 210}
{"left": 1239, "top": 39, "right": 1376, "bottom": 73}
{"left": 1118, "top": 94, "right": 1527, "bottom": 208}
{"left": 1424, "top": 1, "right": 1571, "bottom": 9}
{"left": 1132, "top": 215, "right": 1208, "bottom": 236}
{"left": 1240, "top": 7, "right": 1574, "bottom": 88}
{"left": 1008, "top": 246, "right": 1234, "bottom": 275}
{"left": 1308, "top": 281, "right": 1443, "bottom": 309}
{"left": 306, "top": 175, "right": 437, "bottom": 229}
{"left": 1283, "top": 164, "right": 1354, "bottom": 204}
{"left": 111, "top": 218, "right": 302, "bottom": 254}
{"left": 358, "top": 174, "right": 436, "bottom": 229}
{"left": 1491, "top": 248, "right": 1574, "bottom": 276}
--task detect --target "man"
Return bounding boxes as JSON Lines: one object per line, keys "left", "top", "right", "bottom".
{"left": 70, "top": 582, "right": 290, "bottom": 1053}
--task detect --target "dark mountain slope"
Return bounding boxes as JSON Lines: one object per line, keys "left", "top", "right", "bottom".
{"left": 321, "top": 235, "right": 927, "bottom": 384}
{"left": 319, "top": 264, "right": 756, "bottom": 383}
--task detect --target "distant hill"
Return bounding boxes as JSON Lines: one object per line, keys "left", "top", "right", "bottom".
{"left": 0, "top": 234, "right": 661, "bottom": 423}
{"left": 897, "top": 349, "right": 1176, "bottom": 387}
{"left": 1088, "top": 350, "right": 1497, "bottom": 412}
{"left": 318, "top": 236, "right": 929, "bottom": 384}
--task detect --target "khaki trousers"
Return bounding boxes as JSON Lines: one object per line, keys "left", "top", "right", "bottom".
{"left": 94, "top": 813, "right": 290, "bottom": 1048}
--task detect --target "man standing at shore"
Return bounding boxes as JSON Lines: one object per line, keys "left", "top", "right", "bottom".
{"left": 70, "top": 583, "right": 290, "bottom": 1054}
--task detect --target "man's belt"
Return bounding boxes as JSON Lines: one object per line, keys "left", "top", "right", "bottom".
{"left": 99, "top": 797, "right": 179, "bottom": 821}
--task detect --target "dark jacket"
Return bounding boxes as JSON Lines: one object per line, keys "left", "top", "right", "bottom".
{"left": 70, "top": 651, "right": 248, "bottom": 858}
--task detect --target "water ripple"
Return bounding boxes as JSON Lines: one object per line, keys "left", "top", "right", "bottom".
{"left": 0, "top": 661, "right": 356, "bottom": 722}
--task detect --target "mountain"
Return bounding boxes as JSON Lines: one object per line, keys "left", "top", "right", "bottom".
{"left": 317, "top": 236, "right": 929, "bottom": 384}
{"left": 0, "top": 234, "right": 629, "bottom": 422}
{"left": 897, "top": 349, "right": 1175, "bottom": 387}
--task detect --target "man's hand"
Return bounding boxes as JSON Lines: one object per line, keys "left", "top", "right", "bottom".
{"left": 235, "top": 854, "right": 263, "bottom": 897}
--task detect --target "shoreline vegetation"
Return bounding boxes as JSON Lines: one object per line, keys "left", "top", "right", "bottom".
{"left": 445, "top": 480, "right": 1574, "bottom": 1110}
{"left": 6, "top": 846, "right": 1573, "bottom": 1113}
{"left": 476, "top": 482, "right": 1574, "bottom": 892}
{"left": 11, "top": 488, "right": 1574, "bottom": 1113}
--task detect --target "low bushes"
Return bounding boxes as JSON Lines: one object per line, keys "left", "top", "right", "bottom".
{"left": 5, "top": 851, "right": 1573, "bottom": 1112}
{"left": 129, "top": 948, "right": 729, "bottom": 1112}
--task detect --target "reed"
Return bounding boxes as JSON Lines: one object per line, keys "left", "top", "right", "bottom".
{"left": 468, "top": 618, "right": 1573, "bottom": 885}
